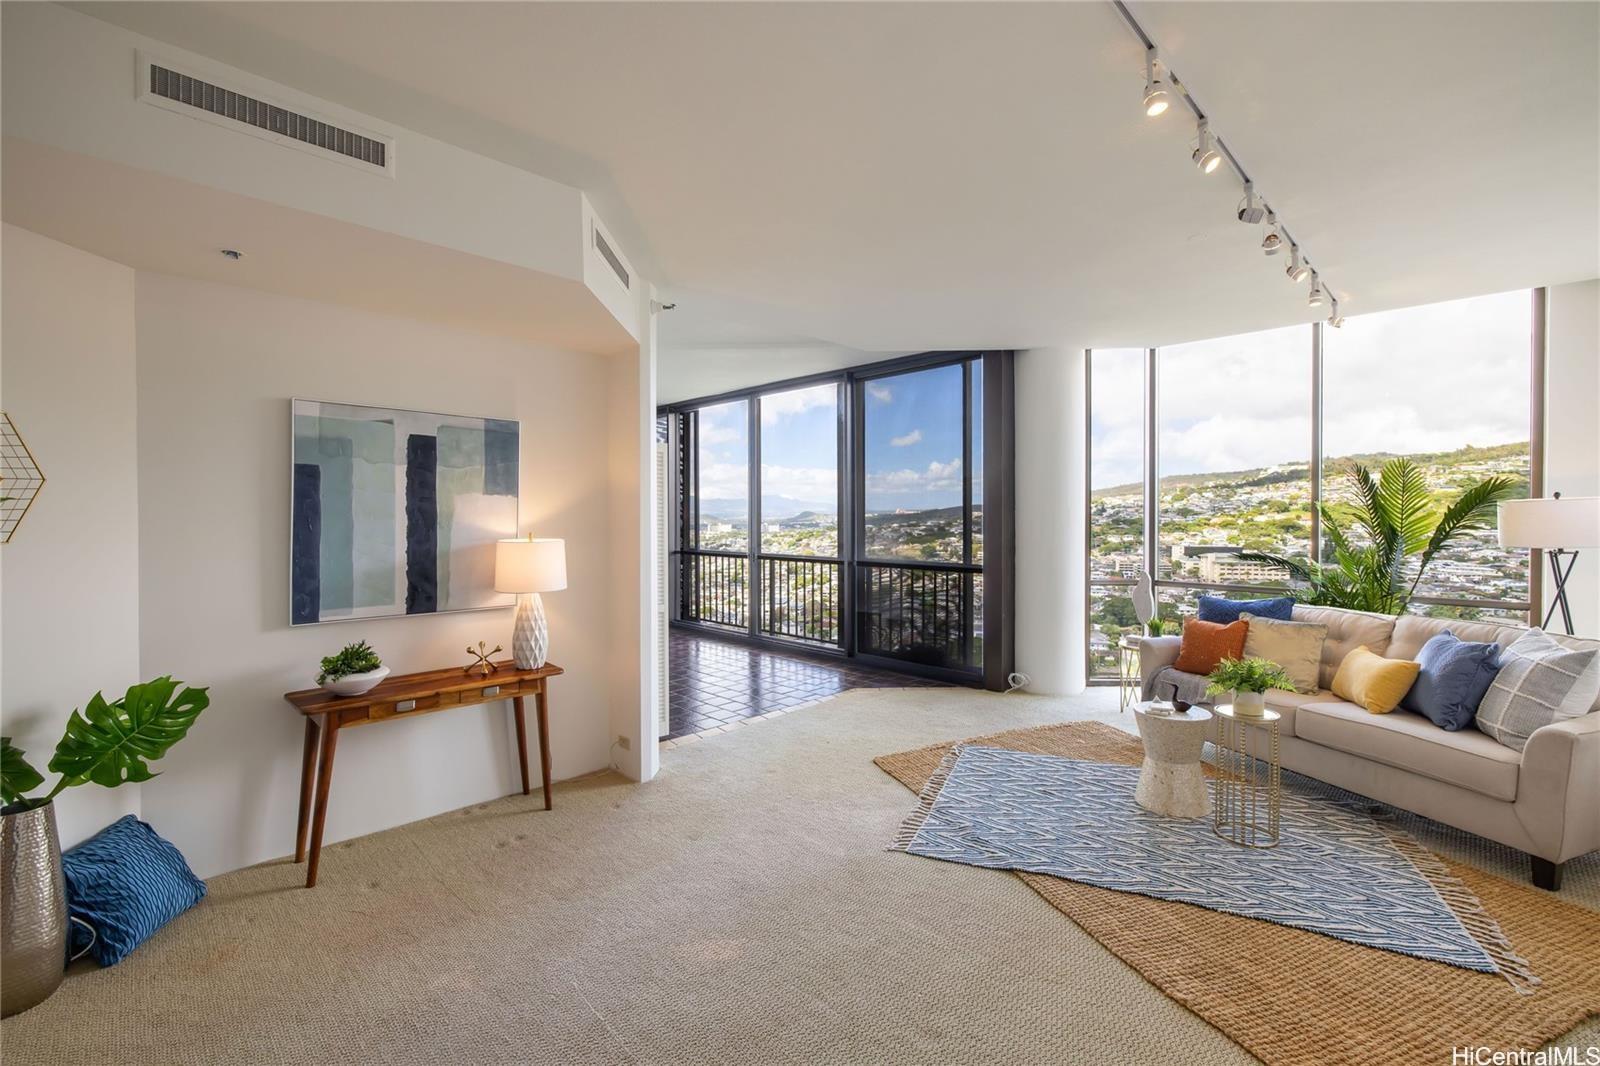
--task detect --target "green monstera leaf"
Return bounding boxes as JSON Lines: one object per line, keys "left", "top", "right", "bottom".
{"left": 2, "top": 736, "right": 45, "bottom": 807}
{"left": 47, "top": 677, "right": 209, "bottom": 796}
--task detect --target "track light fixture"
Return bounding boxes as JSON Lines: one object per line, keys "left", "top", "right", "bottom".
{"left": 1113, "top": 1, "right": 1346, "bottom": 316}
{"left": 1261, "top": 211, "right": 1283, "bottom": 255}
{"left": 1237, "top": 183, "right": 1265, "bottom": 224}
{"left": 1142, "top": 47, "right": 1170, "bottom": 117}
{"left": 1192, "top": 119, "right": 1222, "bottom": 174}
{"left": 1286, "top": 247, "right": 1310, "bottom": 283}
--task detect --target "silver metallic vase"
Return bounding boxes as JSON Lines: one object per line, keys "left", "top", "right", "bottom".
{"left": 1, "top": 801, "right": 67, "bottom": 1017}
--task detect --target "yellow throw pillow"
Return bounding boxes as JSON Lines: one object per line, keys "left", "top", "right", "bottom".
{"left": 1331, "top": 645, "right": 1421, "bottom": 714}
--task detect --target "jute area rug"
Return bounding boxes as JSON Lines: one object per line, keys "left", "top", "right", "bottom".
{"left": 875, "top": 721, "right": 1600, "bottom": 1066}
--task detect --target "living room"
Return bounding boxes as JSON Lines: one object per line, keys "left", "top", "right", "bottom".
{"left": 1, "top": 2, "right": 1597, "bottom": 1064}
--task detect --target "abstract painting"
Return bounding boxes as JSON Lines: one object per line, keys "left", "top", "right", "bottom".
{"left": 291, "top": 400, "right": 519, "bottom": 625}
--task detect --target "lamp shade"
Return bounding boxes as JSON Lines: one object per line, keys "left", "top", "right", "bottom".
{"left": 495, "top": 538, "right": 567, "bottom": 593}
{"left": 1497, "top": 497, "right": 1600, "bottom": 549}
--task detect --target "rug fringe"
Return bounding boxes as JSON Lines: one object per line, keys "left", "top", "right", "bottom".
{"left": 889, "top": 745, "right": 965, "bottom": 852}
{"left": 1372, "top": 816, "right": 1542, "bottom": 995}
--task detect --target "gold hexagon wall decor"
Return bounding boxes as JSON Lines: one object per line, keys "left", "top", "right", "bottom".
{"left": 1, "top": 413, "right": 45, "bottom": 544}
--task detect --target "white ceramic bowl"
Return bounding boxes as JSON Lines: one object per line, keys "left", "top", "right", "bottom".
{"left": 320, "top": 665, "right": 390, "bottom": 697}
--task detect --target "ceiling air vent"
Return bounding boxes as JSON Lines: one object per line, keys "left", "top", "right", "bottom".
{"left": 593, "top": 226, "right": 630, "bottom": 290}
{"left": 145, "top": 62, "right": 389, "bottom": 171}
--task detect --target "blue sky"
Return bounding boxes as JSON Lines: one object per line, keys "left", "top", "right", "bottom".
{"left": 696, "top": 363, "right": 975, "bottom": 515}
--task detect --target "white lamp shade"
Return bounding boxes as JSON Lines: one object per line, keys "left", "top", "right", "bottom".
{"left": 495, "top": 538, "right": 567, "bottom": 593}
{"left": 1498, "top": 497, "right": 1600, "bottom": 549}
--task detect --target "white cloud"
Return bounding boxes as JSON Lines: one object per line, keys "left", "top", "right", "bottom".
{"left": 760, "top": 463, "right": 837, "bottom": 505}
{"left": 760, "top": 383, "right": 836, "bottom": 426}
{"left": 696, "top": 460, "right": 748, "bottom": 500}
{"left": 867, "top": 458, "right": 963, "bottom": 496}
{"left": 867, "top": 382, "right": 893, "bottom": 403}
{"left": 698, "top": 423, "right": 742, "bottom": 446}
{"left": 889, "top": 429, "right": 923, "bottom": 447}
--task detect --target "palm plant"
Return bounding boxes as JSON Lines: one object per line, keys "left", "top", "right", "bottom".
{"left": 1240, "top": 457, "right": 1519, "bottom": 616}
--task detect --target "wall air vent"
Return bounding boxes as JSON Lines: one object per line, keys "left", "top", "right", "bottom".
{"left": 141, "top": 59, "right": 392, "bottom": 174}
{"left": 593, "top": 226, "right": 630, "bottom": 290}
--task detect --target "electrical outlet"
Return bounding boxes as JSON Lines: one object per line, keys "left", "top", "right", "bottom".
{"left": 616, "top": 735, "right": 632, "bottom": 751}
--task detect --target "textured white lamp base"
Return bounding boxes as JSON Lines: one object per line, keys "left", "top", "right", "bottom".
{"left": 513, "top": 592, "right": 549, "bottom": 669}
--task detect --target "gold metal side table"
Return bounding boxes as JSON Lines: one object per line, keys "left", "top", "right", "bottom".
{"left": 1212, "top": 704, "right": 1281, "bottom": 849}
{"left": 1116, "top": 637, "right": 1142, "bottom": 713}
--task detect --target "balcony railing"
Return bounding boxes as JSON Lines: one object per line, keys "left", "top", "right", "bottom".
{"left": 682, "top": 549, "right": 749, "bottom": 629}
{"left": 857, "top": 559, "right": 979, "bottom": 670}
{"left": 761, "top": 553, "right": 841, "bottom": 645}
{"left": 677, "top": 550, "right": 982, "bottom": 673}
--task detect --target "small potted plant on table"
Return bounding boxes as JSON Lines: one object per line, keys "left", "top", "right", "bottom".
{"left": 317, "top": 641, "right": 388, "bottom": 697}
{"left": 1205, "top": 657, "right": 1296, "bottom": 718}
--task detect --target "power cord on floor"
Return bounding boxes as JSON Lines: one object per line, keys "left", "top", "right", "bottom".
{"left": 1006, "top": 672, "right": 1031, "bottom": 692}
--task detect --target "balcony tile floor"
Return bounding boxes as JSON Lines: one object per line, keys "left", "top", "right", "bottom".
{"left": 666, "top": 628, "right": 950, "bottom": 740}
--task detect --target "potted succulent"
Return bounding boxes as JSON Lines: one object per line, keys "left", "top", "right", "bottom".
{"left": 1, "top": 677, "right": 208, "bottom": 1016}
{"left": 1205, "top": 657, "right": 1296, "bottom": 718}
{"left": 317, "top": 641, "right": 388, "bottom": 697}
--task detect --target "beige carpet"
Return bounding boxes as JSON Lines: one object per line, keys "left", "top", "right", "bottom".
{"left": 3, "top": 687, "right": 1596, "bottom": 1065}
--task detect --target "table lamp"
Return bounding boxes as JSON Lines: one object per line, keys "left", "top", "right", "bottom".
{"left": 1498, "top": 494, "right": 1600, "bottom": 635}
{"left": 495, "top": 536, "right": 567, "bottom": 669}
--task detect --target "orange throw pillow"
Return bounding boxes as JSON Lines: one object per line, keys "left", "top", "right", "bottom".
{"left": 1173, "top": 618, "right": 1249, "bottom": 675}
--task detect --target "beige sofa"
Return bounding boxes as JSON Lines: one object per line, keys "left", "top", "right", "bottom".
{"left": 1138, "top": 605, "right": 1600, "bottom": 890}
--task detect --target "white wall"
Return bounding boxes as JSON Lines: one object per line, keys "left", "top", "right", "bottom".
{"left": 133, "top": 272, "right": 622, "bottom": 877}
{"left": 0, "top": 224, "right": 143, "bottom": 847}
{"left": 1545, "top": 280, "right": 1600, "bottom": 637}
{"left": 1013, "top": 346, "right": 1088, "bottom": 695}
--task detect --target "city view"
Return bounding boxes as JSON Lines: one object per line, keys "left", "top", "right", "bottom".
{"left": 1088, "top": 441, "right": 1531, "bottom": 677}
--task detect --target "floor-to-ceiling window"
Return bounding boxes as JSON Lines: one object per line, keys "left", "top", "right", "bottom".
{"left": 1088, "top": 348, "right": 1147, "bottom": 678}
{"left": 758, "top": 382, "right": 842, "bottom": 643}
{"left": 1087, "top": 290, "right": 1539, "bottom": 680}
{"left": 857, "top": 358, "right": 985, "bottom": 672}
{"left": 1323, "top": 290, "right": 1533, "bottom": 621}
{"left": 666, "top": 352, "right": 1010, "bottom": 687}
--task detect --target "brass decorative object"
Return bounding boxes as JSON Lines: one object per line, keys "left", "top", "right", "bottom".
{"left": 0, "top": 413, "right": 46, "bottom": 544}
{"left": 1212, "top": 705, "right": 1282, "bottom": 849}
{"left": 464, "top": 641, "right": 502, "bottom": 677}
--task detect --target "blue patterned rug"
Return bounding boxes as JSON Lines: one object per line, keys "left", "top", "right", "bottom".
{"left": 893, "top": 745, "right": 1530, "bottom": 981}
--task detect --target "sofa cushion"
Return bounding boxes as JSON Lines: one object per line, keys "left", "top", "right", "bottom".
{"left": 1291, "top": 606, "right": 1398, "bottom": 689}
{"left": 1198, "top": 594, "right": 1294, "bottom": 625}
{"left": 1296, "top": 701, "right": 1521, "bottom": 802}
{"left": 1475, "top": 629, "right": 1600, "bottom": 752}
{"left": 1331, "top": 645, "right": 1421, "bottom": 714}
{"left": 1173, "top": 618, "right": 1248, "bottom": 676}
{"left": 1401, "top": 631, "right": 1503, "bottom": 731}
{"left": 1241, "top": 612, "right": 1326, "bottom": 694}
{"left": 1389, "top": 613, "right": 1524, "bottom": 662}
{"left": 1264, "top": 687, "right": 1336, "bottom": 738}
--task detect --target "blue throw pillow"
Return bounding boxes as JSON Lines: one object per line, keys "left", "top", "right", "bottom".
{"left": 61, "top": 815, "right": 206, "bottom": 966}
{"left": 1401, "top": 631, "right": 1503, "bottom": 731}
{"left": 1197, "top": 594, "right": 1295, "bottom": 625}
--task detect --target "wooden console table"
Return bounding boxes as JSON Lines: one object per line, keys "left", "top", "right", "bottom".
{"left": 283, "top": 660, "right": 562, "bottom": 887}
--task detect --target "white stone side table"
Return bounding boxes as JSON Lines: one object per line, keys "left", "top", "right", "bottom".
{"left": 1132, "top": 703, "right": 1214, "bottom": 818}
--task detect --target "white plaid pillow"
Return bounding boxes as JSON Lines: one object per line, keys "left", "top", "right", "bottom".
{"left": 1475, "top": 629, "right": 1600, "bottom": 753}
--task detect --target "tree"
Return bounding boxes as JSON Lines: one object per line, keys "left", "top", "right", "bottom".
{"left": 1240, "top": 457, "right": 1519, "bottom": 616}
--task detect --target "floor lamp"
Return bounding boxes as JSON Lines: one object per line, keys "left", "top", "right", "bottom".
{"left": 1499, "top": 495, "right": 1600, "bottom": 636}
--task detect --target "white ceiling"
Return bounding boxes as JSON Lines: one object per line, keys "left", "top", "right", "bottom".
{"left": 2, "top": 139, "right": 638, "bottom": 355}
{"left": 60, "top": 2, "right": 1600, "bottom": 360}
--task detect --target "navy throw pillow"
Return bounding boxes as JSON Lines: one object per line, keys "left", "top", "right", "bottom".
{"left": 61, "top": 815, "right": 206, "bottom": 966}
{"left": 1197, "top": 594, "right": 1295, "bottom": 625}
{"left": 1401, "top": 631, "right": 1503, "bottom": 731}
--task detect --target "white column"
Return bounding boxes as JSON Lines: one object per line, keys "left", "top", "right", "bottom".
{"left": 607, "top": 286, "right": 660, "bottom": 781}
{"left": 1545, "top": 280, "right": 1600, "bottom": 637}
{"left": 1013, "top": 346, "right": 1089, "bottom": 694}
